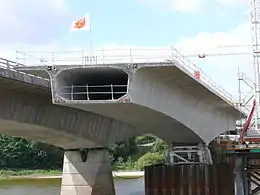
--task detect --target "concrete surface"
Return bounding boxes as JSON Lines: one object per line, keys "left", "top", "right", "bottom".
{"left": 14, "top": 61, "right": 246, "bottom": 145}
{"left": 15, "top": 62, "right": 244, "bottom": 143}
{"left": 61, "top": 150, "right": 115, "bottom": 195}
{"left": 2, "top": 60, "right": 246, "bottom": 195}
{"left": 0, "top": 67, "right": 136, "bottom": 148}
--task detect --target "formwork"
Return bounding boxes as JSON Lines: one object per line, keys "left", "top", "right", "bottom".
{"left": 144, "top": 164, "right": 234, "bottom": 195}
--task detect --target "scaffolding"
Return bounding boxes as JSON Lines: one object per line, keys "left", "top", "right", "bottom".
{"left": 167, "top": 143, "right": 212, "bottom": 165}
{"left": 235, "top": 0, "right": 260, "bottom": 141}
{"left": 251, "top": 0, "right": 260, "bottom": 132}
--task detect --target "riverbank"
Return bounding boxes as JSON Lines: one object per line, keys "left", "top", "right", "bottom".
{"left": 0, "top": 169, "right": 61, "bottom": 177}
{"left": 0, "top": 169, "right": 144, "bottom": 180}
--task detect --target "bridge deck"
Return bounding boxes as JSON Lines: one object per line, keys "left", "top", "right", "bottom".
{"left": 0, "top": 67, "right": 50, "bottom": 96}
{"left": 0, "top": 50, "right": 250, "bottom": 144}
{"left": 14, "top": 61, "right": 247, "bottom": 118}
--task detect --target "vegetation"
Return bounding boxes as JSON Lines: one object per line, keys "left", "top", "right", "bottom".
{"left": 0, "top": 169, "right": 61, "bottom": 177}
{"left": 0, "top": 136, "right": 63, "bottom": 170}
{"left": 0, "top": 134, "right": 168, "bottom": 176}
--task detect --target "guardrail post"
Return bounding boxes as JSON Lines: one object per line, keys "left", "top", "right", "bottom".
{"left": 52, "top": 52, "right": 55, "bottom": 65}
{"left": 130, "top": 48, "right": 133, "bottom": 63}
{"left": 170, "top": 45, "right": 174, "bottom": 59}
{"left": 86, "top": 84, "right": 89, "bottom": 100}
{"left": 6, "top": 60, "right": 10, "bottom": 69}
{"left": 111, "top": 84, "right": 114, "bottom": 100}
{"left": 95, "top": 56, "right": 97, "bottom": 64}
{"left": 71, "top": 85, "right": 74, "bottom": 100}
{"left": 102, "top": 49, "right": 105, "bottom": 64}
{"left": 81, "top": 50, "right": 84, "bottom": 65}
{"left": 15, "top": 51, "right": 18, "bottom": 66}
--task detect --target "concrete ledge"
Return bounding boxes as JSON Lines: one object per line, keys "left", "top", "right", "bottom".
{"left": 0, "top": 67, "right": 49, "bottom": 87}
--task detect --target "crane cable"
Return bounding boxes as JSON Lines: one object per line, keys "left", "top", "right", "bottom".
{"left": 185, "top": 52, "right": 251, "bottom": 58}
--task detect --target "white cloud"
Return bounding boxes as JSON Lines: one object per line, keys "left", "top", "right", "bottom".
{"left": 0, "top": 0, "right": 71, "bottom": 44}
{"left": 1, "top": 22, "right": 253, "bottom": 102}
{"left": 136, "top": 0, "right": 203, "bottom": 13}
{"left": 0, "top": 42, "right": 60, "bottom": 67}
{"left": 0, "top": 0, "right": 73, "bottom": 66}
{"left": 0, "top": 0, "right": 254, "bottom": 104}
{"left": 172, "top": 0, "right": 202, "bottom": 12}
{"left": 215, "top": 0, "right": 247, "bottom": 8}
{"left": 175, "top": 22, "right": 253, "bottom": 99}
{"left": 47, "top": 0, "right": 68, "bottom": 15}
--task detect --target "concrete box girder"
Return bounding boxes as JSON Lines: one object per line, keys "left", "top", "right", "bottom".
{"left": 15, "top": 61, "right": 245, "bottom": 144}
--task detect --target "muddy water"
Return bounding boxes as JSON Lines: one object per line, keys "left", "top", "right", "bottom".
{"left": 0, "top": 177, "right": 144, "bottom": 195}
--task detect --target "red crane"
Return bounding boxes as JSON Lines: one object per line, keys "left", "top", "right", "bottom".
{"left": 238, "top": 99, "right": 256, "bottom": 144}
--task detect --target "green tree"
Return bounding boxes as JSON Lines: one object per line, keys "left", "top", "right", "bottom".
{"left": 111, "top": 137, "right": 139, "bottom": 162}
{"left": 136, "top": 152, "right": 165, "bottom": 170}
{"left": 151, "top": 138, "right": 168, "bottom": 153}
{"left": 0, "top": 135, "right": 63, "bottom": 169}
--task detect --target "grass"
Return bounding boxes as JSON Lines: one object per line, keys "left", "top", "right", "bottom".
{"left": 0, "top": 169, "right": 61, "bottom": 177}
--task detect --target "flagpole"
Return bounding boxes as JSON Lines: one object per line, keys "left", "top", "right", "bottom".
{"left": 88, "top": 14, "right": 95, "bottom": 64}
{"left": 88, "top": 14, "right": 94, "bottom": 55}
{"left": 71, "top": 13, "right": 94, "bottom": 64}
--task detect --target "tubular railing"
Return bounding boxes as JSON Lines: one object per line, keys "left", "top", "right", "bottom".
{"left": 172, "top": 48, "right": 250, "bottom": 115}
{"left": 0, "top": 57, "right": 49, "bottom": 81}
{"left": 15, "top": 48, "right": 173, "bottom": 66}
{"left": 61, "top": 84, "right": 127, "bottom": 100}
{"left": 0, "top": 57, "right": 24, "bottom": 69}
{"left": 169, "top": 47, "right": 249, "bottom": 114}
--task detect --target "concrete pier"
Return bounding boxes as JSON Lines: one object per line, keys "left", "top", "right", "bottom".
{"left": 60, "top": 149, "right": 115, "bottom": 195}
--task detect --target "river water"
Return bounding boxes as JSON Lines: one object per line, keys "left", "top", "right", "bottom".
{"left": 0, "top": 177, "right": 145, "bottom": 195}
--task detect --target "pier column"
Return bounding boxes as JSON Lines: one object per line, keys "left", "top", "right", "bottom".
{"left": 60, "top": 148, "right": 115, "bottom": 195}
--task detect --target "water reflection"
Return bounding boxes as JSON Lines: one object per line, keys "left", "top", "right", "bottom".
{"left": 0, "top": 177, "right": 144, "bottom": 195}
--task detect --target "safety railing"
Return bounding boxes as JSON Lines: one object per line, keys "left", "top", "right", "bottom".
{"left": 0, "top": 57, "right": 49, "bottom": 81}
{"left": 0, "top": 57, "right": 24, "bottom": 69}
{"left": 15, "top": 48, "right": 173, "bottom": 66}
{"left": 13, "top": 46, "right": 248, "bottom": 114}
{"left": 170, "top": 47, "right": 249, "bottom": 115}
{"left": 60, "top": 84, "right": 127, "bottom": 101}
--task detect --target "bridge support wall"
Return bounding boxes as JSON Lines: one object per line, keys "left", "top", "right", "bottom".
{"left": 60, "top": 148, "right": 115, "bottom": 195}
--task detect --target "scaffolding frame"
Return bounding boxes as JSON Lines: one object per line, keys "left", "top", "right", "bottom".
{"left": 234, "top": 0, "right": 260, "bottom": 140}
{"left": 167, "top": 143, "right": 212, "bottom": 165}
{"left": 238, "top": 70, "right": 257, "bottom": 137}
{"left": 251, "top": 0, "right": 260, "bottom": 132}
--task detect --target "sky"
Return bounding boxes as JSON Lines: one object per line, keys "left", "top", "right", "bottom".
{"left": 0, "top": 0, "right": 255, "bottom": 100}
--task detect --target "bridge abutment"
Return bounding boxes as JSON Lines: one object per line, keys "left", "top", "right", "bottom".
{"left": 60, "top": 148, "right": 115, "bottom": 195}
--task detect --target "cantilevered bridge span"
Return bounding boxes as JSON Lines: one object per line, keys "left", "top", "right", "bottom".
{"left": 14, "top": 47, "right": 247, "bottom": 145}
{"left": 0, "top": 47, "right": 247, "bottom": 195}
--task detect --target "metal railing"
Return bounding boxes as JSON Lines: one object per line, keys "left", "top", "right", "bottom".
{"left": 0, "top": 57, "right": 49, "bottom": 81}
{"left": 0, "top": 57, "right": 24, "bottom": 69}
{"left": 60, "top": 84, "right": 127, "bottom": 100}
{"left": 170, "top": 48, "right": 234, "bottom": 102}
{"left": 170, "top": 47, "right": 249, "bottom": 115}
{"left": 0, "top": 46, "right": 247, "bottom": 114}
{"left": 167, "top": 144, "right": 211, "bottom": 164}
{"left": 15, "top": 48, "right": 174, "bottom": 66}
